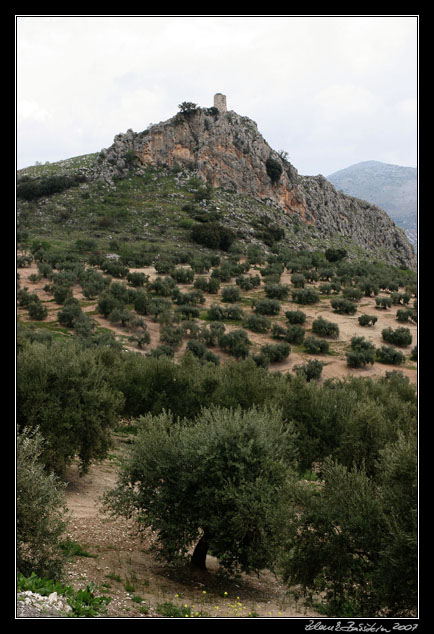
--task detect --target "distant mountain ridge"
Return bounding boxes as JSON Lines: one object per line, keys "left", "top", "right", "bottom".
{"left": 327, "top": 160, "right": 417, "bottom": 249}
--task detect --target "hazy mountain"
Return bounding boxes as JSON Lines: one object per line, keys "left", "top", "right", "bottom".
{"left": 327, "top": 160, "right": 417, "bottom": 249}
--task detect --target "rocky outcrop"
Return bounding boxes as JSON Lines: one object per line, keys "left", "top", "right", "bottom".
{"left": 91, "top": 101, "right": 416, "bottom": 270}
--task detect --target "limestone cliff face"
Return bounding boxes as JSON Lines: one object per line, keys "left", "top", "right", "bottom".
{"left": 93, "top": 104, "right": 416, "bottom": 270}
{"left": 134, "top": 108, "right": 307, "bottom": 219}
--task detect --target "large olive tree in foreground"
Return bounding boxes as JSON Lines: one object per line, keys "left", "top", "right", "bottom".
{"left": 103, "top": 406, "right": 297, "bottom": 575}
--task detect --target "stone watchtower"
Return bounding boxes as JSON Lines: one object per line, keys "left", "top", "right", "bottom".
{"left": 214, "top": 93, "right": 227, "bottom": 113}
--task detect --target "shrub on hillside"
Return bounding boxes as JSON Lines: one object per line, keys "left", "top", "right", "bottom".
{"left": 376, "top": 296, "right": 392, "bottom": 310}
{"left": 342, "top": 287, "right": 363, "bottom": 302}
{"left": 265, "top": 157, "right": 283, "bottom": 184}
{"left": 27, "top": 298, "right": 48, "bottom": 321}
{"left": 312, "top": 316, "right": 339, "bottom": 338}
{"left": 346, "top": 337, "right": 376, "bottom": 368}
{"left": 253, "top": 298, "right": 281, "bottom": 315}
{"left": 218, "top": 329, "right": 251, "bottom": 359}
{"left": 331, "top": 297, "right": 357, "bottom": 315}
{"left": 191, "top": 222, "right": 235, "bottom": 251}
{"left": 17, "top": 427, "right": 69, "bottom": 580}
{"left": 264, "top": 283, "right": 290, "bottom": 300}
{"left": 236, "top": 274, "right": 261, "bottom": 291}
{"left": 285, "top": 310, "right": 307, "bottom": 325}
{"left": 304, "top": 336, "right": 329, "bottom": 355}
{"left": 376, "top": 345, "right": 405, "bottom": 366}
{"left": 245, "top": 313, "right": 271, "bottom": 334}
{"left": 294, "top": 359, "right": 324, "bottom": 381}
{"left": 382, "top": 326, "right": 412, "bottom": 347}
{"left": 358, "top": 314, "right": 378, "bottom": 327}
{"left": 292, "top": 288, "right": 320, "bottom": 305}
{"left": 284, "top": 324, "right": 305, "bottom": 345}
{"left": 260, "top": 342, "right": 291, "bottom": 363}
{"left": 222, "top": 285, "right": 241, "bottom": 303}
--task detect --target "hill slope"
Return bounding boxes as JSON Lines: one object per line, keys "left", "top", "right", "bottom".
{"left": 17, "top": 99, "right": 416, "bottom": 270}
{"left": 327, "top": 160, "right": 417, "bottom": 249}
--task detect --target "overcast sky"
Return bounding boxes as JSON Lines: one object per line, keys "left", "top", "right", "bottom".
{"left": 16, "top": 15, "right": 418, "bottom": 176}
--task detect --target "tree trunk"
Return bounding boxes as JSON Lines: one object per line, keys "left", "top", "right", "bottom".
{"left": 191, "top": 531, "right": 210, "bottom": 570}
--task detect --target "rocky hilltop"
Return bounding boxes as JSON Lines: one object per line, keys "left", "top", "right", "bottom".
{"left": 91, "top": 95, "right": 416, "bottom": 270}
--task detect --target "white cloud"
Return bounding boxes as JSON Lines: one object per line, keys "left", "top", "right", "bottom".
{"left": 16, "top": 15, "right": 418, "bottom": 173}
{"left": 17, "top": 99, "right": 52, "bottom": 123}
{"left": 313, "top": 84, "right": 383, "bottom": 122}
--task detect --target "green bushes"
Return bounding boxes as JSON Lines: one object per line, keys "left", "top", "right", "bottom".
{"left": 346, "top": 336, "right": 375, "bottom": 368}
{"left": 245, "top": 313, "right": 271, "bottom": 333}
{"left": 253, "top": 297, "right": 281, "bottom": 315}
{"left": 191, "top": 222, "right": 236, "bottom": 251}
{"left": 377, "top": 345, "right": 405, "bottom": 366}
{"left": 283, "top": 324, "right": 305, "bottom": 345}
{"left": 304, "top": 336, "right": 329, "bottom": 354}
{"left": 330, "top": 297, "right": 357, "bottom": 315}
{"left": 264, "top": 283, "right": 290, "bottom": 299}
{"left": 358, "top": 314, "right": 378, "bottom": 327}
{"left": 194, "top": 276, "right": 220, "bottom": 294}
{"left": 291, "top": 288, "right": 320, "bottom": 305}
{"left": 207, "top": 303, "right": 244, "bottom": 322}
{"left": 17, "top": 339, "right": 124, "bottom": 477}
{"left": 294, "top": 359, "right": 324, "bottom": 381}
{"left": 221, "top": 285, "right": 241, "bottom": 303}
{"left": 218, "top": 329, "right": 251, "bottom": 359}
{"left": 285, "top": 309, "right": 306, "bottom": 325}
{"left": 236, "top": 274, "right": 261, "bottom": 291}
{"left": 17, "top": 173, "right": 86, "bottom": 200}
{"left": 265, "top": 157, "right": 283, "bottom": 184}
{"left": 259, "top": 342, "right": 291, "bottom": 364}
{"left": 312, "top": 316, "right": 339, "bottom": 338}
{"left": 280, "top": 433, "right": 417, "bottom": 616}
{"left": 17, "top": 428, "right": 69, "bottom": 579}
{"left": 382, "top": 326, "right": 412, "bottom": 347}
{"left": 376, "top": 296, "right": 392, "bottom": 310}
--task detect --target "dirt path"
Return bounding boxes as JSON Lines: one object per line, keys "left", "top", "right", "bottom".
{"left": 62, "top": 437, "right": 321, "bottom": 619}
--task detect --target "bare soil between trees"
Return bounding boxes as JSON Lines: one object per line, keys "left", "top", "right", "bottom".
{"left": 18, "top": 262, "right": 417, "bottom": 386}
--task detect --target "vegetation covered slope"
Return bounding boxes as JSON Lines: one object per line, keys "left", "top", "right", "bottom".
{"left": 16, "top": 108, "right": 418, "bottom": 619}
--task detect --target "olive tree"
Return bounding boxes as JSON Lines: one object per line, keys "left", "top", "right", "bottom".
{"left": 17, "top": 339, "right": 124, "bottom": 477}
{"left": 103, "top": 407, "right": 297, "bottom": 575}
{"left": 17, "top": 427, "right": 69, "bottom": 579}
{"left": 278, "top": 432, "right": 417, "bottom": 617}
